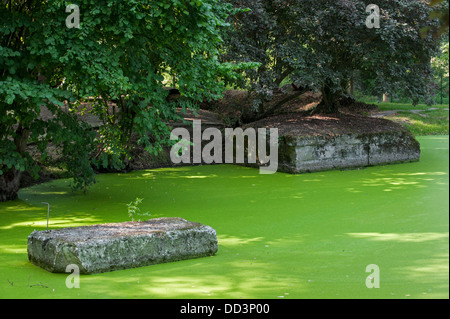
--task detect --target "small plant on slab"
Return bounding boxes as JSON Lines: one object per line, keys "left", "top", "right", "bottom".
{"left": 126, "top": 198, "right": 151, "bottom": 222}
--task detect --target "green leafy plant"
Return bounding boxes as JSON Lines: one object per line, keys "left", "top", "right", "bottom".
{"left": 126, "top": 197, "right": 151, "bottom": 222}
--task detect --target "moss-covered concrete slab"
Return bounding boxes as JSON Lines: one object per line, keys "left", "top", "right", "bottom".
{"left": 277, "top": 130, "right": 420, "bottom": 173}
{"left": 245, "top": 113, "right": 421, "bottom": 173}
{"left": 27, "top": 217, "right": 218, "bottom": 274}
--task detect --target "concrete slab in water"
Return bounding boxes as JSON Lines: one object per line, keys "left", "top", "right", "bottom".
{"left": 277, "top": 130, "right": 420, "bottom": 173}
{"left": 27, "top": 217, "right": 218, "bottom": 274}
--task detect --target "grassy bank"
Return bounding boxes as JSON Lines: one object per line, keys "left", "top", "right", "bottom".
{"left": 367, "top": 102, "right": 449, "bottom": 136}
{"left": 388, "top": 109, "right": 449, "bottom": 136}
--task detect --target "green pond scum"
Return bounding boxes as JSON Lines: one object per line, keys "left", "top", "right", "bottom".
{"left": 0, "top": 136, "right": 448, "bottom": 299}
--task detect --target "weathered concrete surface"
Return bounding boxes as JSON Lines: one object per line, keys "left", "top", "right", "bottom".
{"left": 238, "top": 113, "right": 421, "bottom": 174}
{"left": 27, "top": 218, "right": 218, "bottom": 274}
{"left": 277, "top": 130, "right": 420, "bottom": 173}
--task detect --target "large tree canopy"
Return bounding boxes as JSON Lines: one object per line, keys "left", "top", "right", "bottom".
{"left": 224, "top": 0, "right": 445, "bottom": 115}
{"left": 0, "top": 0, "right": 250, "bottom": 201}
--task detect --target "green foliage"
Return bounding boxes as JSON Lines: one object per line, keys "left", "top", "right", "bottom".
{"left": 126, "top": 197, "right": 150, "bottom": 222}
{"left": 427, "top": 0, "right": 449, "bottom": 37}
{"left": 53, "top": 0, "right": 254, "bottom": 169}
{"left": 432, "top": 38, "right": 449, "bottom": 77}
{"left": 358, "top": 32, "right": 449, "bottom": 105}
{"left": 432, "top": 38, "right": 449, "bottom": 100}
{"left": 1, "top": 1, "right": 95, "bottom": 196}
{"left": 1, "top": 0, "right": 252, "bottom": 200}
{"left": 223, "top": 0, "right": 445, "bottom": 113}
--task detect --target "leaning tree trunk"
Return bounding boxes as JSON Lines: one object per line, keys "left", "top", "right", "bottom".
{"left": 0, "top": 168, "right": 22, "bottom": 202}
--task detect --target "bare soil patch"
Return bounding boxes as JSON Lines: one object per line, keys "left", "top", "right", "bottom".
{"left": 246, "top": 112, "right": 406, "bottom": 137}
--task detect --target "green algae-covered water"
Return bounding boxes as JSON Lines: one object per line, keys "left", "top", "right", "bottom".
{"left": 0, "top": 136, "right": 448, "bottom": 299}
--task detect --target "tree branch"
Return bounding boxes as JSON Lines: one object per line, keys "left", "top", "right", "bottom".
{"left": 256, "top": 87, "right": 308, "bottom": 120}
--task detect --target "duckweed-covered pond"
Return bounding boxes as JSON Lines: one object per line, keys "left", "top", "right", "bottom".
{"left": 0, "top": 136, "right": 448, "bottom": 299}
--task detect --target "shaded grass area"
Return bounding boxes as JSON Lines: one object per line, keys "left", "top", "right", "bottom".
{"left": 355, "top": 94, "right": 450, "bottom": 107}
{"left": 367, "top": 102, "right": 449, "bottom": 136}
{"left": 0, "top": 136, "right": 448, "bottom": 299}
{"left": 377, "top": 103, "right": 449, "bottom": 112}
{"left": 389, "top": 109, "right": 449, "bottom": 136}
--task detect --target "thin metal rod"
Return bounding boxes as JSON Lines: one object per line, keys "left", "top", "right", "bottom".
{"left": 41, "top": 202, "right": 49, "bottom": 231}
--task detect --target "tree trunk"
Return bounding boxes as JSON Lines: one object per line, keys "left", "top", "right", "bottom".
{"left": 256, "top": 87, "right": 308, "bottom": 121}
{"left": 0, "top": 122, "right": 29, "bottom": 202}
{"left": 0, "top": 168, "right": 22, "bottom": 202}
{"left": 348, "top": 78, "right": 354, "bottom": 96}
{"left": 314, "top": 83, "right": 340, "bottom": 114}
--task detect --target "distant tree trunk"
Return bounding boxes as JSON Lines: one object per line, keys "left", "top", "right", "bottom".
{"left": 382, "top": 93, "right": 389, "bottom": 103}
{"left": 348, "top": 77, "right": 354, "bottom": 96}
